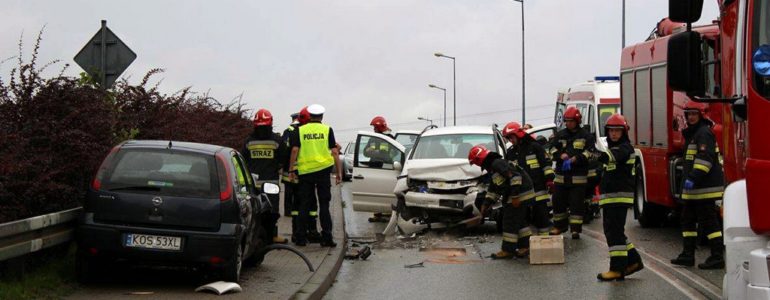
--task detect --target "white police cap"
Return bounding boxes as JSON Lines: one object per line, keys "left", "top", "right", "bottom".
{"left": 308, "top": 104, "right": 325, "bottom": 115}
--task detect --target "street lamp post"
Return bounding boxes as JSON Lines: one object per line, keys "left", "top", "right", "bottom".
{"left": 434, "top": 52, "right": 456, "bottom": 125}
{"left": 512, "top": 0, "right": 525, "bottom": 124}
{"left": 418, "top": 117, "right": 434, "bottom": 126}
{"left": 428, "top": 84, "right": 447, "bottom": 126}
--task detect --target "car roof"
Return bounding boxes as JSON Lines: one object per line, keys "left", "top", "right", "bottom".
{"left": 526, "top": 123, "right": 556, "bottom": 133}
{"left": 421, "top": 125, "right": 496, "bottom": 136}
{"left": 120, "top": 140, "right": 231, "bottom": 155}
{"left": 395, "top": 130, "right": 420, "bottom": 135}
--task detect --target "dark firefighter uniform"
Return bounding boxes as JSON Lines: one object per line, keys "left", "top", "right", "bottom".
{"left": 282, "top": 122, "right": 319, "bottom": 241}
{"left": 242, "top": 128, "right": 286, "bottom": 241}
{"left": 550, "top": 125, "right": 596, "bottom": 237}
{"left": 506, "top": 136, "right": 555, "bottom": 235}
{"left": 290, "top": 120, "right": 337, "bottom": 246}
{"left": 363, "top": 134, "right": 395, "bottom": 164}
{"left": 482, "top": 154, "right": 536, "bottom": 258}
{"left": 671, "top": 116, "right": 725, "bottom": 269}
{"left": 584, "top": 154, "right": 602, "bottom": 223}
{"left": 596, "top": 118, "right": 643, "bottom": 281}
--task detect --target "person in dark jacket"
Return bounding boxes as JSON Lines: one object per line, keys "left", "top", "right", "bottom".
{"left": 281, "top": 112, "right": 321, "bottom": 243}
{"left": 242, "top": 108, "right": 287, "bottom": 244}
{"left": 550, "top": 106, "right": 597, "bottom": 239}
{"left": 502, "top": 122, "right": 554, "bottom": 236}
{"left": 670, "top": 101, "right": 725, "bottom": 270}
{"left": 596, "top": 113, "right": 644, "bottom": 281}
{"left": 469, "top": 145, "right": 536, "bottom": 259}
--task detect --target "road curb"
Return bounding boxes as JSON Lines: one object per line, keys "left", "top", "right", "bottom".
{"left": 289, "top": 187, "right": 346, "bottom": 300}
{"left": 582, "top": 227, "right": 721, "bottom": 300}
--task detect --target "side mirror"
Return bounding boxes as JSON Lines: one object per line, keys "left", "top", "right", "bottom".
{"left": 262, "top": 182, "right": 280, "bottom": 195}
{"left": 252, "top": 173, "right": 259, "bottom": 181}
{"left": 668, "top": 31, "right": 705, "bottom": 96}
{"left": 394, "top": 161, "right": 403, "bottom": 172}
{"left": 669, "top": 0, "right": 703, "bottom": 23}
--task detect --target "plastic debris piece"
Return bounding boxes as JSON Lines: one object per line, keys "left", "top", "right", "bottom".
{"left": 404, "top": 261, "right": 425, "bottom": 268}
{"left": 195, "top": 281, "right": 242, "bottom": 295}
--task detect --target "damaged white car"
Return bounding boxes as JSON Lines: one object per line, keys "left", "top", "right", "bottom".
{"left": 348, "top": 126, "right": 508, "bottom": 233}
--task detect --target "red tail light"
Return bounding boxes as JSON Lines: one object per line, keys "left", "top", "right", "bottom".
{"left": 91, "top": 145, "right": 121, "bottom": 191}
{"left": 209, "top": 256, "right": 224, "bottom": 265}
{"left": 216, "top": 154, "right": 232, "bottom": 202}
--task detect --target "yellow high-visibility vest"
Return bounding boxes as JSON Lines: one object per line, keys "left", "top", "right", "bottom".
{"left": 297, "top": 123, "right": 334, "bottom": 175}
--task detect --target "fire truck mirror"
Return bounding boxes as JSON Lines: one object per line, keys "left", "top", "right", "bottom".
{"left": 668, "top": 0, "right": 703, "bottom": 23}
{"left": 668, "top": 31, "right": 705, "bottom": 97}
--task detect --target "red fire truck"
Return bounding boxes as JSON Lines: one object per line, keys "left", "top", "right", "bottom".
{"left": 619, "top": 18, "right": 739, "bottom": 227}
{"left": 662, "top": 0, "right": 769, "bottom": 298}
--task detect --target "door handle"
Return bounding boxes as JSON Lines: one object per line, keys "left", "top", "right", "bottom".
{"left": 353, "top": 175, "right": 365, "bottom": 180}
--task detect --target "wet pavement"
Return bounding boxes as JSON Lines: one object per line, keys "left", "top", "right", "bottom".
{"left": 325, "top": 184, "right": 709, "bottom": 300}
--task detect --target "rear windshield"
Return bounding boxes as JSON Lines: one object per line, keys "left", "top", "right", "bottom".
{"left": 101, "top": 149, "right": 219, "bottom": 198}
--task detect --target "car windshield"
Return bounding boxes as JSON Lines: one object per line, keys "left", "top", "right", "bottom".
{"left": 411, "top": 134, "right": 495, "bottom": 159}
{"left": 101, "top": 149, "right": 218, "bottom": 198}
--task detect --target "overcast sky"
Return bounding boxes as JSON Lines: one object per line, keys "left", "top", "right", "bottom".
{"left": 1, "top": 0, "right": 719, "bottom": 143}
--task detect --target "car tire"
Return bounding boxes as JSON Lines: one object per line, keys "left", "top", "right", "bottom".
{"left": 222, "top": 244, "right": 243, "bottom": 282}
{"left": 245, "top": 224, "right": 269, "bottom": 267}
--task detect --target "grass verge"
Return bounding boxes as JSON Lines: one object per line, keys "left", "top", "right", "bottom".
{"left": 0, "top": 244, "right": 78, "bottom": 300}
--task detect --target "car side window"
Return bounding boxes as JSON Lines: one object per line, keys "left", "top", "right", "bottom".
{"left": 231, "top": 153, "right": 252, "bottom": 194}
{"left": 356, "top": 135, "right": 401, "bottom": 170}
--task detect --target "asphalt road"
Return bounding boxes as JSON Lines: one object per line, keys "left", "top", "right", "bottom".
{"left": 326, "top": 184, "right": 722, "bottom": 300}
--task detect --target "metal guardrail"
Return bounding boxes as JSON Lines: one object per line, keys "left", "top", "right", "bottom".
{"left": 0, "top": 207, "right": 82, "bottom": 262}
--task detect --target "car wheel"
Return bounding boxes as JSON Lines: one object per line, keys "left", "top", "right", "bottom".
{"left": 222, "top": 244, "right": 243, "bottom": 282}
{"left": 245, "top": 224, "right": 269, "bottom": 267}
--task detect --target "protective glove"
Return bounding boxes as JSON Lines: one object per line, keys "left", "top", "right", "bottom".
{"left": 561, "top": 158, "right": 572, "bottom": 172}
{"left": 683, "top": 179, "right": 694, "bottom": 190}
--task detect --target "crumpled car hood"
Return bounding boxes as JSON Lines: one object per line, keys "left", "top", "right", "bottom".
{"left": 404, "top": 158, "right": 483, "bottom": 181}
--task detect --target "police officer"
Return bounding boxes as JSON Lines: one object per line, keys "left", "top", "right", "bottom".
{"left": 550, "top": 106, "right": 597, "bottom": 239}
{"left": 469, "top": 145, "right": 536, "bottom": 259}
{"left": 502, "top": 122, "right": 554, "bottom": 236}
{"left": 596, "top": 113, "right": 644, "bottom": 281}
{"left": 242, "top": 108, "right": 287, "bottom": 244}
{"left": 281, "top": 111, "right": 321, "bottom": 243}
{"left": 671, "top": 101, "right": 725, "bottom": 269}
{"left": 289, "top": 104, "right": 342, "bottom": 247}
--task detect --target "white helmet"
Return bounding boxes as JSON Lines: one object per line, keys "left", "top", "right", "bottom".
{"left": 307, "top": 104, "right": 325, "bottom": 116}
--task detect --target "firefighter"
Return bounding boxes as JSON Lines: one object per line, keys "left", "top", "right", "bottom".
{"left": 281, "top": 111, "right": 321, "bottom": 243}
{"left": 550, "top": 106, "right": 597, "bottom": 239}
{"left": 242, "top": 108, "right": 287, "bottom": 244}
{"left": 596, "top": 113, "right": 644, "bottom": 281}
{"left": 288, "top": 104, "right": 342, "bottom": 247}
{"left": 469, "top": 145, "right": 536, "bottom": 259}
{"left": 584, "top": 150, "right": 602, "bottom": 224}
{"left": 670, "top": 101, "right": 725, "bottom": 269}
{"left": 366, "top": 116, "right": 395, "bottom": 223}
{"left": 502, "top": 122, "right": 554, "bottom": 236}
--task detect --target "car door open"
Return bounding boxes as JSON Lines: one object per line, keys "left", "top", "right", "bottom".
{"left": 350, "top": 132, "right": 405, "bottom": 213}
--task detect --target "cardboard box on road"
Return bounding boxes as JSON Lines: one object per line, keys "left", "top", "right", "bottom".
{"left": 529, "top": 235, "right": 564, "bottom": 264}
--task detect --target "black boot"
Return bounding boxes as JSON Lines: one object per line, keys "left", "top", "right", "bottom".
{"left": 698, "top": 237, "right": 725, "bottom": 269}
{"left": 671, "top": 237, "right": 696, "bottom": 267}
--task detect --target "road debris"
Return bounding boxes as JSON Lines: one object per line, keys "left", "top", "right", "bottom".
{"left": 195, "top": 281, "right": 242, "bottom": 295}
{"left": 345, "top": 245, "right": 372, "bottom": 260}
{"left": 404, "top": 261, "right": 425, "bottom": 268}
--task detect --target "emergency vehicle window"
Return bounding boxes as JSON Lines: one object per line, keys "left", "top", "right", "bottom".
{"left": 703, "top": 39, "right": 718, "bottom": 97}
{"left": 752, "top": 0, "right": 770, "bottom": 98}
{"left": 586, "top": 105, "right": 595, "bottom": 133}
{"left": 598, "top": 104, "right": 620, "bottom": 130}
{"left": 356, "top": 135, "right": 400, "bottom": 170}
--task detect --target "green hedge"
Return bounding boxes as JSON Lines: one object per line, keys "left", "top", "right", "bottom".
{"left": 0, "top": 32, "right": 252, "bottom": 223}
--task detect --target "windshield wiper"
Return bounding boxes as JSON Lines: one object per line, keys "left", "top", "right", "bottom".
{"left": 109, "top": 186, "right": 161, "bottom": 191}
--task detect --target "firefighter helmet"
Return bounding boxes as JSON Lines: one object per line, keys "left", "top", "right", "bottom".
{"left": 604, "top": 113, "right": 629, "bottom": 135}
{"left": 253, "top": 108, "right": 273, "bottom": 127}
{"left": 563, "top": 106, "right": 583, "bottom": 124}
{"left": 502, "top": 122, "right": 526, "bottom": 139}
{"left": 370, "top": 116, "right": 389, "bottom": 133}
{"left": 298, "top": 106, "right": 311, "bottom": 125}
{"left": 468, "top": 145, "right": 491, "bottom": 166}
{"left": 683, "top": 101, "right": 708, "bottom": 116}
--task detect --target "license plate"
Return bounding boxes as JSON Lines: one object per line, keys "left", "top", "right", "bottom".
{"left": 124, "top": 233, "right": 182, "bottom": 251}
